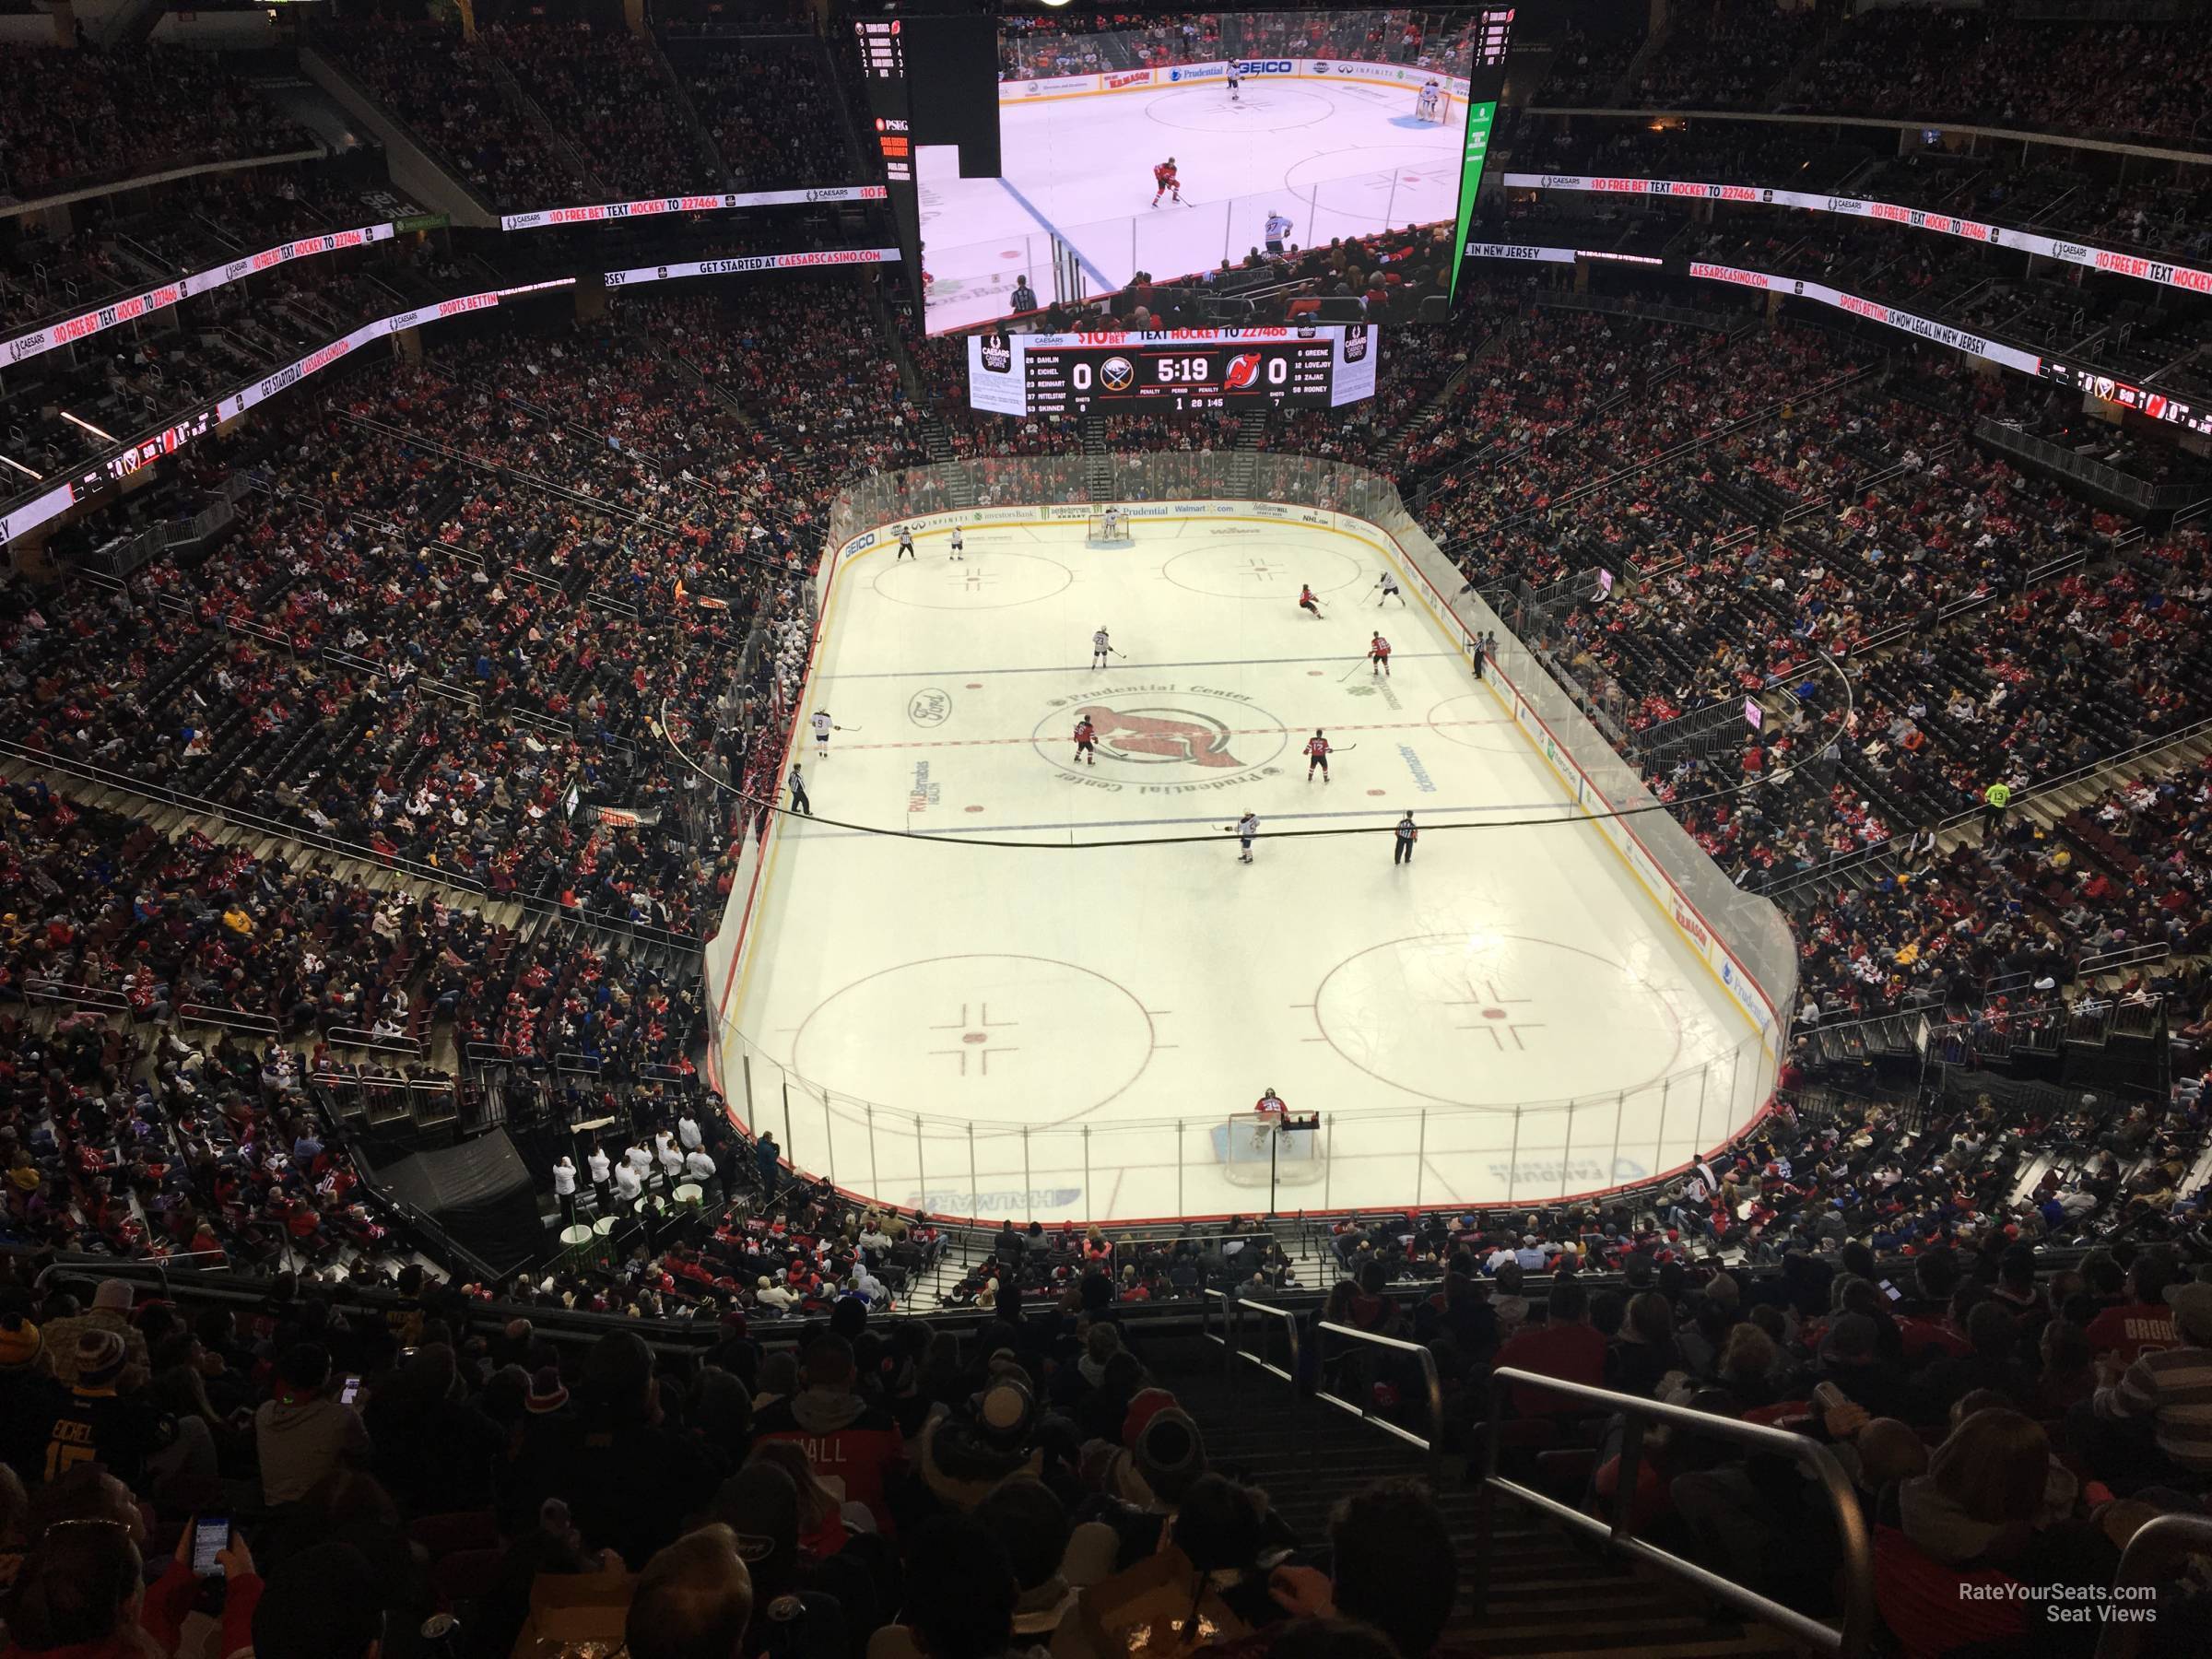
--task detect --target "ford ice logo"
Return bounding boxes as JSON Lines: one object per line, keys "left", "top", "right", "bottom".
{"left": 1099, "top": 356, "right": 1135, "bottom": 392}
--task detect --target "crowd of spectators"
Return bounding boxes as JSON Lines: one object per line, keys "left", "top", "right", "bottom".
{"left": 488, "top": 21, "right": 720, "bottom": 202}
{"left": 315, "top": 17, "right": 588, "bottom": 211}
{"left": 0, "top": 45, "right": 313, "bottom": 200}
{"left": 1531, "top": 3, "right": 2212, "bottom": 147}
{"left": 0, "top": 1072, "right": 2206, "bottom": 1658}
{"left": 670, "top": 34, "right": 857, "bottom": 191}
{"left": 1625, "top": 0, "right": 1828, "bottom": 112}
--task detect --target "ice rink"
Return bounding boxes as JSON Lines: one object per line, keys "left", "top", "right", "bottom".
{"left": 921, "top": 75, "right": 1464, "bottom": 332}
{"left": 716, "top": 516, "right": 1772, "bottom": 1223}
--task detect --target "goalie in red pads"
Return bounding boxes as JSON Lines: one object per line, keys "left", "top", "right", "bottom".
{"left": 1151, "top": 158, "right": 1182, "bottom": 207}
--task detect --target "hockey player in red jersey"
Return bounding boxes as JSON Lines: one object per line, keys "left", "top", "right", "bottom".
{"left": 1073, "top": 714, "right": 1099, "bottom": 766}
{"left": 1151, "top": 158, "right": 1182, "bottom": 207}
{"left": 1305, "top": 729, "right": 1332, "bottom": 783}
{"left": 1369, "top": 632, "right": 1393, "bottom": 676}
{"left": 1298, "top": 582, "right": 1322, "bottom": 619}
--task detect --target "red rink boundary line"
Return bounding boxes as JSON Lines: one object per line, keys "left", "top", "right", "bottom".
{"left": 840, "top": 715, "right": 1512, "bottom": 751}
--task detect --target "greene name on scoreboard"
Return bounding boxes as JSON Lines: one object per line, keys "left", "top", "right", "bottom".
{"left": 967, "top": 326, "right": 1377, "bottom": 417}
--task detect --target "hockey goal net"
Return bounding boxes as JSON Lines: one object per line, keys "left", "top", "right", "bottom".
{"left": 1086, "top": 509, "right": 1133, "bottom": 546}
{"left": 1218, "top": 1112, "right": 1326, "bottom": 1186}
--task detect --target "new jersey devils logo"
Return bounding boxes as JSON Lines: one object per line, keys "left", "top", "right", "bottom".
{"left": 1080, "top": 704, "right": 1241, "bottom": 767}
{"left": 1223, "top": 352, "right": 1263, "bottom": 391}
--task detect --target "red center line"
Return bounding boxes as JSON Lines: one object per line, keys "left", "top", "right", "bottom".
{"left": 843, "top": 718, "right": 1512, "bottom": 751}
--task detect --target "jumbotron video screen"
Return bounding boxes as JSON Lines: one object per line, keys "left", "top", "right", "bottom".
{"left": 912, "top": 7, "right": 1512, "bottom": 333}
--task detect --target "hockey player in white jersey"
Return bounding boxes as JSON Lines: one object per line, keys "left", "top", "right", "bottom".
{"left": 895, "top": 524, "right": 915, "bottom": 560}
{"left": 950, "top": 527, "right": 965, "bottom": 561}
{"left": 1091, "top": 627, "right": 1116, "bottom": 669}
{"left": 1226, "top": 810, "right": 1259, "bottom": 864}
{"left": 811, "top": 709, "right": 836, "bottom": 754}
{"left": 1374, "top": 571, "right": 1406, "bottom": 606}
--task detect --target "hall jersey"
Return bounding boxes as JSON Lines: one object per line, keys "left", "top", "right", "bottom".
{"left": 1306, "top": 737, "right": 1329, "bottom": 759}
{"left": 1371, "top": 637, "right": 1391, "bottom": 655}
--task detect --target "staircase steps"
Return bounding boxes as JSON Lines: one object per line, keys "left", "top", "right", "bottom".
{"left": 1157, "top": 1353, "right": 1797, "bottom": 1659}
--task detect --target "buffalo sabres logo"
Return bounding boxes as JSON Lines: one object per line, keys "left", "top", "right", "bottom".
{"left": 1099, "top": 356, "right": 1136, "bottom": 393}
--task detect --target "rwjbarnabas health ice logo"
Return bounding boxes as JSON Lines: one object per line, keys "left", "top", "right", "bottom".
{"left": 1031, "top": 686, "right": 1289, "bottom": 791}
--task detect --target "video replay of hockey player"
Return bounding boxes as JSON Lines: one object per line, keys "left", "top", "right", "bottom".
{"left": 918, "top": 8, "right": 1514, "bottom": 335}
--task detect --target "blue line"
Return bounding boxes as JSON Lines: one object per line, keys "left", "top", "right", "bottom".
{"left": 996, "top": 175, "right": 1114, "bottom": 293}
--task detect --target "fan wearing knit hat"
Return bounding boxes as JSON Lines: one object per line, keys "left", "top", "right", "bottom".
{"left": 918, "top": 1374, "right": 1045, "bottom": 1509}
{"left": 41, "top": 1278, "right": 150, "bottom": 1387}
{"left": 40, "top": 1326, "right": 172, "bottom": 1489}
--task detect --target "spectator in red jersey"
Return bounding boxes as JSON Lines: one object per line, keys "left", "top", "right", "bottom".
{"left": 1495, "top": 1278, "right": 1606, "bottom": 1417}
{"left": 2083, "top": 1253, "right": 2180, "bottom": 1366}
{"left": 750, "top": 1335, "right": 908, "bottom": 1533}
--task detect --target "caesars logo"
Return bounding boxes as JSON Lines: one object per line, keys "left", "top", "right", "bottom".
{"left": 1098, "top": 356, "right": 1136, "bottom": 393}
{"left": 1342, "top": 324, "right": 1369, "bottom": 364}
{"left": 2052, "top": 241, "right": 2094, "bottom": 264}
{"left": 1032, "top": 686, "right": 1288, "bottom": 789}
{"left": 979, "top": 333, "right": 1014, "bottom": 373}
{"left": 8, "top": 333, "right": 47, "bottom": 363}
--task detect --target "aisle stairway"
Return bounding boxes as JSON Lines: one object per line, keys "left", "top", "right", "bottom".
{"left": 1152, "top": 1340, "right": 1799, "bottom": 1659}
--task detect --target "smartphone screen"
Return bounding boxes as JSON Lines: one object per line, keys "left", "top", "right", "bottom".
{"left": 338, "top": 1374, "right": 362, "bottom": 1406}
{"left": 192, "top": 1518, "right": 229, "bottom": 1578}
{"left": 1878, "top": 1279, "right": 1902, "bottom": 1301}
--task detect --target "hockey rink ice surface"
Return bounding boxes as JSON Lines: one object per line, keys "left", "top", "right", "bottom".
{"left": 721, "top": 518, "right": 1771, "bottom": 1223}
{"left": 921, "top": 76, "right": 1463, "bottom": 332}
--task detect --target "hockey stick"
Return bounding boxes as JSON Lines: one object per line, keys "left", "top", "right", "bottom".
{"left": 1337, "top": 659, "right": 1365, "bottom": 681}
{"left": 1332, "top": 744, "right": 1359, "bottom": 753}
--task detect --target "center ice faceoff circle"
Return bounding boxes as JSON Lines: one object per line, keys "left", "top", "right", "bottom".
{"left": 1030, "top": 684, "right": 1292, "bottom": 782}
{"left": 790, "top": 954, "right": 1155, "bottom": 1125}
{"left": 1313, "top": 935, "right": 1687, "bottom": 1108}
{"left": 1159, "top": 539, "right": 1364, "bottom": 599}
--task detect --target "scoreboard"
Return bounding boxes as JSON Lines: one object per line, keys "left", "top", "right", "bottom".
{"left": 968, "top": 327, "right": 1375, "bottom": 417}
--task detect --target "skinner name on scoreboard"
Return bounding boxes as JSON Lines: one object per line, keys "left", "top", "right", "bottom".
{"left": 968, "top": 325, "right": 1377, "bottom": 417}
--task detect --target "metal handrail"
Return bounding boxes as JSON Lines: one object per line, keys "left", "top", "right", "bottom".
{"left": 2094, "top": 1512, "right": 2212, "bottom": 1659}
{"left": 1476, "top": 1367, "right": 1873, "bottom": 1656}
{"left": 1313, "top": 1317, "right": 1445, "bottom": 1476}
{"left": 1202, "top": 1287, "right": 1304, "bottom": 1388}
{"left": 1202, "top": 1291, "right": 1444, "bottom": 1477}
